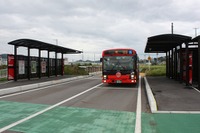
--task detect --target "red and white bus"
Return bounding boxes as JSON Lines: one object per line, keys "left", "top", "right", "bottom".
{"left": 100, "top": 48, "right": 139, "bottom": 84}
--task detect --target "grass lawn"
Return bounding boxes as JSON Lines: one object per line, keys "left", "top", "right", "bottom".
{"left": 140, "top": 64, "right": 166, "bottom": 76}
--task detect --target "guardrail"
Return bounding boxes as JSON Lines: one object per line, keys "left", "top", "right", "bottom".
{"left": 0, "top": 69, "right": 7, "bottom": 78}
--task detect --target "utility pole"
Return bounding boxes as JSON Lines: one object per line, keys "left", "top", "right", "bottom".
{"left": 194, "top": 28, "right": 199, "bottom": 37}
{"left": 156, "top": 52, "right": 158, "bottom": 64}
{"left": 82, "top": 49, "right": 84, "bottom": 61}
{"left": 94, "top": 53, "right": 95, "bottom": 63}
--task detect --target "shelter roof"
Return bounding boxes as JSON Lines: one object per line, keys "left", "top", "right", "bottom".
{"left": 191, "top": 35, "right": 200, "bottom": 42}
{"left": 145, "top": 34, "right": 192, "bottom": 53}
{"left": 8, "top": 39, "right": 82, "bottom": 54}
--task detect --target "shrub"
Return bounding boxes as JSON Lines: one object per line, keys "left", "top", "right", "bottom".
{"left": 64, "top": 65, "right": 88, "bottom": 75}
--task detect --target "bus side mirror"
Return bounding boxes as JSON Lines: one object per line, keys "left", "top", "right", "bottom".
{"left": 100, "top": 58, "right": 103, "bottom": 62}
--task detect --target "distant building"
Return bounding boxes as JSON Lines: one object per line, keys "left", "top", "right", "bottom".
{"left": 64, "top": 58, "right": 69, "bottom": 65}
{"left": 0, "top": 55, "right": 2, "bottom": 65}
{"left": 0, "top": 54, "right": 7, "bottom": 65}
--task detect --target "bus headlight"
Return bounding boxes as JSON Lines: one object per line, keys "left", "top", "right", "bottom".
{"left": 130, "top": 72, "right": 135, "bottom": 79}
{"left": 103, "top": 75, "right": 107, "bottom": 79}
{"left": 131, "top": 74, "right": 134, "bottom": 79}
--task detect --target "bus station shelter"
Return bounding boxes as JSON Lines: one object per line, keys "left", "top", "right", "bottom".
{"left": 145, "top": 34, "right": 200, "bottom": 90}
{"left": 7, "top": 39, "right": 82, "bottom": 81}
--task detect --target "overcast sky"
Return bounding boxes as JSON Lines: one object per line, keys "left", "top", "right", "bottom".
{"left": 1, "top": 0, "right": 200, "bottom": 61}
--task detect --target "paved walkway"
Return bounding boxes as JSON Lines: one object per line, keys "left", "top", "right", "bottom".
{"left": 146, "top": 76, "right": 200, "bottom": 111}
{"left": 143, "top": 76, "right": 200, "bottom": 133}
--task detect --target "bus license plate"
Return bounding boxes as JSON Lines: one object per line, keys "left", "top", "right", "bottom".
{"left": 116, "top": 80, "right": 122, "bottom": 83}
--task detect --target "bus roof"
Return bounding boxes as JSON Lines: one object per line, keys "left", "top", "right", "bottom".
{"left": 102, "top": 48, "right": 137, "bottom": 56}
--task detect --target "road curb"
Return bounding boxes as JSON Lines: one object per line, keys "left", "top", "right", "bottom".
{"left": 0, "top": 73, "right": 100, "bottom": 96}
{"left": 144, "top": 77, "right": 157, "bottom": 113}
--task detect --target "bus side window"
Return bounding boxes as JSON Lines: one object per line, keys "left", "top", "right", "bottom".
{"left": 100, "top": 58, "right": 103, "bottom": 62}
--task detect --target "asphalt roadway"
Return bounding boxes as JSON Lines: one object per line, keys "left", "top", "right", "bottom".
{"left": 0, "top": 75, "right": 200, "bottom": 133}
{"left": 0, "top": 74, "right": 140, "bottom": 133}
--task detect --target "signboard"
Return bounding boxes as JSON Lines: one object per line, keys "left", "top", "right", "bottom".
{"left": 8, "top": 68, "right": 14, "bottom": 80}
{"left": 18, "top": 60, "right": 25, "bottom": 74}
{"left": 41, "top": 61, "right": 46, "bottom": 73}
{"left": 8, "top": 55, "right": 14, "bottom": 67}
{"left": 31, "top": 61, "right": 37, "bottom": 74}
{"left": 148, "top": 56, "right": 152, "bottom": 61}
{"left": 7, "top": 55, "right": 14, "bottom": 80}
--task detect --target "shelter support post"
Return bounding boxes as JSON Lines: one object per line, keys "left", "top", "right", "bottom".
{"left": 179, "top": 44, "right": 183, "bottom": 83}
{"left": 27, "top": 47, "right": 30, "bottom": 80}
{"left": 166, "top": 52, "right": 169, "bottom": 78}
{"left": 198, "top": 39, "right": 200, "bottom": 89}
{"left": 38, "top": 49, "right": 41, "bottom": 79}
{"left": 185, "top": 42, "right": 189, "bottom": 86}
{"left": 47, "top": 51, "right": 50, "bottom": 77}
{"left": 61, "top": 53, "right": 64, "bottom": 76}
{"left": 171, "top": 49, "right": 174, "bottom": 79}
{"left": 174, "top": 47, "right": 177, "bottom": 80}
{"left": 55, "top": 52, "right": 57, "bottom": 77}
{"left": 14, "top": 45, "right": 18, "bottom": 81}
{"left": 169, "top": 50, "right": 172, "bottom": 78}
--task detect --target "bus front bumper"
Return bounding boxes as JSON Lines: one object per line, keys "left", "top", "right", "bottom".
{"left": 102, "top": 78, "right": 137, "bottom": 84}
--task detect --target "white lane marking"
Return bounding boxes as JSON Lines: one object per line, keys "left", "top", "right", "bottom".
{"left": 191, "top": 86, "right": 200, "bottom": 93}
{"left": 0, "top": 83, "right": 103, "bottom": 132}
{"left": 0, "top": 78, "right": 96, "bottom": 99}
{"left": 134, "top": 76, "right": 141, "bottom": 133}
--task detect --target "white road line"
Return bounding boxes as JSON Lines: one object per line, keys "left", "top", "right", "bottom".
{"left": 0, "top": 83, "right": 103, "bottom": 132}
{"left": 134, "top": 76, "right": 141, "bottom": 133}
{"left": 191, "top": 86, "right": 200, "bottom": 93}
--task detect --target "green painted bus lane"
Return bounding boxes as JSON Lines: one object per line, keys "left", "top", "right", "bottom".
{"left": 0, "top": 100, "right": 49, "bottom": 128}
{"left": 142, "top": 113, "right": 200, "bottom": 133}
{"left": 10, "top": 106, "right": 136, "bottom": 133}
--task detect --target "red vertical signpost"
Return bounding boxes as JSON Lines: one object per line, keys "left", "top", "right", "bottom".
{"left": 189, "top": 53, "right": 192, "bottom": 84}
{"left": 182, "top": 52, "right": 193, "bottom": 84}
{"left": 7, "top": 54, "right": 15, "bottom": 80}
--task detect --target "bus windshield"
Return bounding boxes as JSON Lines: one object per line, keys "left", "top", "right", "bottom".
{"left": 103, "top": 56, "right": 134, "bottom": 71}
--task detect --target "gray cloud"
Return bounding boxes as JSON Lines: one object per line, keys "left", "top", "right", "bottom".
{"left": 0, "top": 0, "right": 200, "bottom": 60}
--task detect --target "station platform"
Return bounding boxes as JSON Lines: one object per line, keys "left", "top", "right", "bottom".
{"left": 143, "top": 76, "right": 200, "bottom": 133}
{"left": 145, "top": 76, "right": 200, "bottom": 112}
{"left": 0, "top": 75, "right": 94, "bottom": 97}
{"left": 0, "top": 75, "right": 75, "bottom": 90}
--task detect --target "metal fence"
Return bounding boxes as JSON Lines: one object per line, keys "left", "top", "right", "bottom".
{"left": 0, "top": 69, "right": 7, "bottom": 78}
